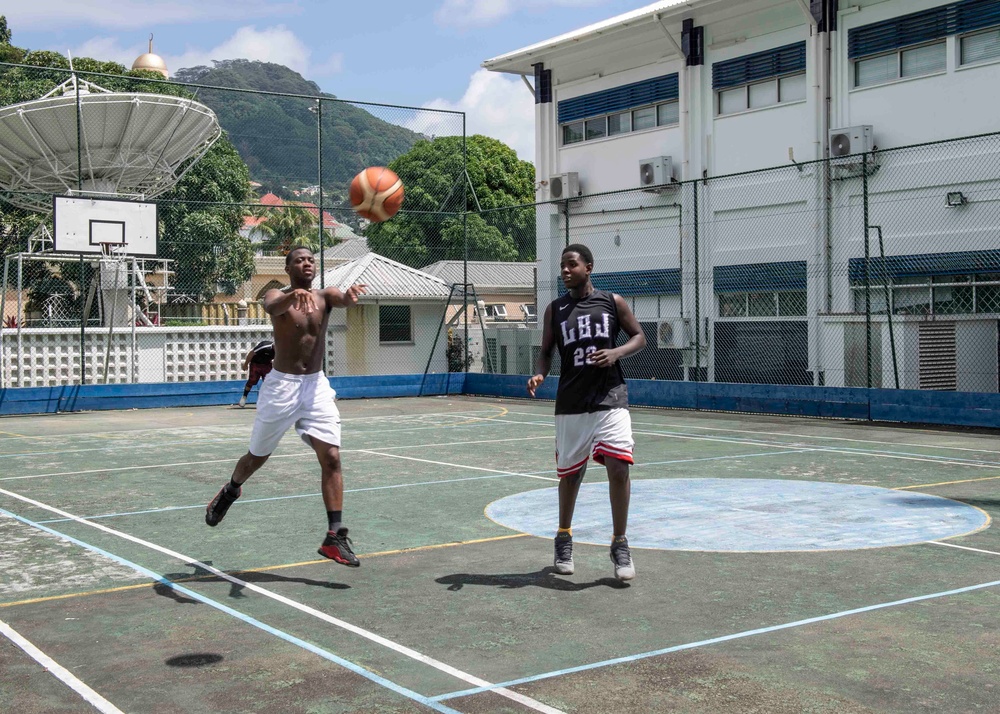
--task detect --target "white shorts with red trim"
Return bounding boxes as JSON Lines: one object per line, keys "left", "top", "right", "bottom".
{"left": 248, "top": 370, "right": 341, "bottom": 456}
{"left": 554, "top": 408, "right": 634, "bottom": 478}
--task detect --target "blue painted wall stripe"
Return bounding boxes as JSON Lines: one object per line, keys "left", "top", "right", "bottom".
{"left": 5, "top": 371, "right": 1000, "bottom": 430}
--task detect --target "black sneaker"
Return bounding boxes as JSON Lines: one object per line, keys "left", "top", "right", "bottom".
{"left": 318, "top": 528, "right": 360, "bottom": 567}
{"left": 553, "top": 531, "right": 574, "bottom": 575}
{"left": 205, "top": 483, "right": 240, "bottom": 527}
{"left": 611, "top": 536, "right": 635, "bottom": 581}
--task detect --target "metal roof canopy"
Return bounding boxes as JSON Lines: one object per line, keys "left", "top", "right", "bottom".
{"left": 420, "top": 260, "right": 535, "bottom": 291}
{"left": 0, "top": 75, "right": 221, "bottom": 212}
{"left": 322, "top": 252, "right": 451, "bottom": 302}
{"left": 481, "top": 0, "right": 805, "bottom": 76}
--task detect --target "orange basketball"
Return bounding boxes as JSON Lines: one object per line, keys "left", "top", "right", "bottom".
{"left": 349, "top": 166, "right": 404, "bottom": 222}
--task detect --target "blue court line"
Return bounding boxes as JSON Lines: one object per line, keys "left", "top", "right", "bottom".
{"left": 33, "top": 449, "right": 809, "bottom": 525}
{"left": 432, "top": 576, "right": 1000, "bottom": 702}
{"left": 0, "top": 506, "right": 460, "bottom": 714}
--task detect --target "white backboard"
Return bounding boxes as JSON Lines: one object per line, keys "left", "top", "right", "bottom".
{"left": 53, "top": 196, "right": 158, "bottom": 256}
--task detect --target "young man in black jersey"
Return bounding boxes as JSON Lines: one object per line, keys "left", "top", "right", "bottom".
{"left": 527, "top": 244, "right": 646, "bottom": 581}
{"left": 238, "top": 339, "right": 275, "bottom": 408}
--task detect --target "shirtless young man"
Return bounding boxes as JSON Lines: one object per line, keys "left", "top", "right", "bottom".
{"left": 206, "top": 246, "right": 367, "bottom": 566}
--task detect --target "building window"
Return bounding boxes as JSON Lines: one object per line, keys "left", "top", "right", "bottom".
{"left": 562, "top": 121, "right": 584, "bottom": 145}
{"left": 850, "top": 273, "right": 1000, "bottom": 315}
{"left": 379, "top": 305, "right": 412, "bottom": 342}
{"left": 585, "top": 118, "right": 606, "bottom": 140}
{"left": 854, "top": 40, "right": 946, "bottom": 87}
{"left": 961, "top": 28, "right": 1000, "bottom": 65}
{"left": 608, "top": 111, "right": 631, "bottom": 135}
{"left": 716, "top": 72, "right": 806, "bottom": 115}
{"left": 486, "top": 304, "right": 508, "bottom": 319}
{"left": 717, "top": 291, "right": 807, "bottom": 318}
{"left": 560, "top": 100, "right": 678, "bottom": 145}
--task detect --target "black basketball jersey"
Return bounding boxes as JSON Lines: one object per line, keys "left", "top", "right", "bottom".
{"left": 550, "top": 289, "right": 628, "bottom": 415}
{"left": 250, "top": 341, "right": 275, "bottom": 364}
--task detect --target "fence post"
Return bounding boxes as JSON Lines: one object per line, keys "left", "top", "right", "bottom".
{"left": 862, "top": 151, "right": 872, "bottom": 391}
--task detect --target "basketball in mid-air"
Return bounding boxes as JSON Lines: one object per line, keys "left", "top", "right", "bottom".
{"left": 349, "top": 167, "right": 404, "bottom": 222}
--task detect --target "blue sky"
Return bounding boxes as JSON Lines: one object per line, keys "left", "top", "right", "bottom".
{"left": 4, "top": 1, "right": 643, "bottom": 159}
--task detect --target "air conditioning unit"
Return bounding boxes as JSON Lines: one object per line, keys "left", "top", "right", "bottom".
{"left": 549, "top": 172, "right": 579, "bottom": 200}
{"left": 656, "top": 318, "right": 690, "bottom": 349}
{"left": 639, "top": 156, "right": 674, "bottom": 188}
{"left": 829, "top": 126, "right": 874, "bottom": 157}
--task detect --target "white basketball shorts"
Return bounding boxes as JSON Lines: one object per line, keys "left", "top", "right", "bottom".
{"left": 554, "top": 408, "right": 634, "bottom": 478}
{"left": 248, "top": 369, "right": 341, "bottom": 457}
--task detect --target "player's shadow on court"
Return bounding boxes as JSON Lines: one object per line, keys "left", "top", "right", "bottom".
{"left": 153, "top": 561, "right": 350, "bottom": 604}
{"left": 436, "top": 567, "right": 627, "bottom": 592}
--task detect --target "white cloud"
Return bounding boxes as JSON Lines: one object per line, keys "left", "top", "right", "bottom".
{"left": 69, "top": 26, "right": 342, "bottom": 79}
{"left": 414, "top": 68, "right": 535, "bottom": 161}
{"left": 6, "top": 0, "right": 297, "bottom": 30}
{"left": 435, "top": 0, "right": 608, "bottom": 29}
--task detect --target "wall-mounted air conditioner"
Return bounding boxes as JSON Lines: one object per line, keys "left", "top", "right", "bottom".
{"left": 639, "top": 156, "right": 674, "bottom": 189}
{"left": 829, "top": 126, "right": 874, "bottom": 157}
{"left": 549, "top": 172, "right": 579, "bottom": 200}
{"left": 656, "top": 318, "right": 690, "bottom": 349}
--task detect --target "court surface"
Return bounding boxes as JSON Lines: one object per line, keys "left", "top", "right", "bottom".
{"left": 1, "top": 395, "right": 998, "bottom": 713}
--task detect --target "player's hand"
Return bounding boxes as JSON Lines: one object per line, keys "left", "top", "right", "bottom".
{"left": 588, "top": 349, "right": 619, "bottom": 368}
{"left": 290, "top": 289, "right": 317, "bottom": 314}
{"left": 343, "top": 284, "right": 368, "bottom": 305}
{"left": 527, "top": 374, "right": 545, "bottom": 397}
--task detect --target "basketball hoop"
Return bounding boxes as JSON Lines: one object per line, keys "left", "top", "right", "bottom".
{"left": 99, "top": 242, "right": 127, "bottom": 257}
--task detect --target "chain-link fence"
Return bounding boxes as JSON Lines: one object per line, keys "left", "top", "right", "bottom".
{"left": 3, "top": 57, "right": 999, "bottom": 396}
{"left": 0, "top": 60, "right": 488, "bottom": 387}
{"left": 477, "top": 131, "right": 1000, "bottom": 396}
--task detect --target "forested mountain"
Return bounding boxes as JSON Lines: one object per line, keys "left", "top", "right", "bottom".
{"left": 173, "top": 60, "right": 422, "bottom": 199}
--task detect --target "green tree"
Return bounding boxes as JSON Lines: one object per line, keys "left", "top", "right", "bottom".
{"left": 256, "top": 204, "right": 321, "bottom": 254}
{"left": 367, "top": 134, "right": 535, "bottom": 268}
{"left": 0, "top": 28, "right": 256, "bottom": 302}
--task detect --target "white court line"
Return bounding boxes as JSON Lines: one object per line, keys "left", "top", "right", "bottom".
{"left": 358, "top": 450, "right": 560, "bottom": 482}
{"left": 931, "top": 541, "right": 1000, "bottom": 556}
{"left": 0, "top": 415, "right": 518, "bottom": 461}
{"left": 503, "top": 408, "right": 1000, "bottom": 456}
{"left": 0, "top": 617, "right": 124, "bottom": 714}
{"left": 0, "top": 487, "right": 564, "bottom": 714}
{"left": 0, "top": 434, "right": 554, "bottom": 483}
{"left": 36, "top": 449, "right": 805, "bottom": 524}
{"left": 479, "top": 414, "right": 1000, "bottom": 471}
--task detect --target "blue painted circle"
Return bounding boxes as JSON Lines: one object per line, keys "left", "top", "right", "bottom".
{"left": 485, "top": 479, "right": 989, "bottom": 552}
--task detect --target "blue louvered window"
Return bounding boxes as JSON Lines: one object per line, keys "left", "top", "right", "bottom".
{"left": 712, "top": 43, "right": 807, "bottom": 116}
{"left": 849, "top": 250, "right": 1000, "bottom": 315}
{"left": 558, "top": 74, "right": 679, "bottom": 146}
{"left": 850, "top": 0, "right": 1000, "bottom": 85}
{"left": 715, "top": 262, "right": 807, "bottom": 318}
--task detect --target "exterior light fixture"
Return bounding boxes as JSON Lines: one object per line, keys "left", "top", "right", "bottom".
{"left": 946, "top": 191, "right": 968, "bottom": 208}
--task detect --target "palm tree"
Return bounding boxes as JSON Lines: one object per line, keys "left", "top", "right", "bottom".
{"left": 257, "top": 205, "right": 319, "bottom": 254}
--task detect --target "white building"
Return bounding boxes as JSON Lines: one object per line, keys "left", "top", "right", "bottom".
{"left": 484, "top": 0, "right": 1000, "bottom": 391}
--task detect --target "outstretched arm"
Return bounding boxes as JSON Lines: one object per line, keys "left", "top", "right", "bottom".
{"left": 589, "top": 295, "right": 646, "bottom": 368}
{"left": 527, "top": 304, "right": 555, "bottom": 397}
{"left": 242, "top": 348, "right": 255, "bottom": 371}
{"left": 321, "top": 284, "right": 368, "bottom": 310}
{"left": 263, "top": 288, "right": 317, "bottom": 316}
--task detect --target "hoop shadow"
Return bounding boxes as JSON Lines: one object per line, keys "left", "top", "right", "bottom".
{"left": 436, "top": 567, "right": 627, "bottom": 592}
{"left": 153, "top": 561, "right": 349, "bottom": 604}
